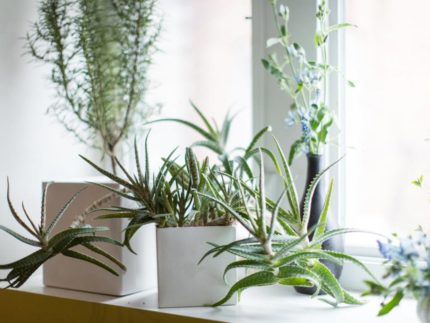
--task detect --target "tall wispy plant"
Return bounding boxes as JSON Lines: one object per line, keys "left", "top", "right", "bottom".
{"left": 26, "top": 0, "right": 161, "bottom": 173}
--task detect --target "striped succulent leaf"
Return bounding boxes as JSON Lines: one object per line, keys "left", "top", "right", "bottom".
{"left": 0, "top": 180, "right": 125, "bottom": 288}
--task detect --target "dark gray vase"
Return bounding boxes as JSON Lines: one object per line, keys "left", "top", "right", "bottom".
{"left": 294, "top": 153, "right": 344, "bottom": 295}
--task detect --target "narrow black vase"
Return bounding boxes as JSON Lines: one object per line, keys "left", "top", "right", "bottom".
{"left": 294, "top": 154, "right": 344, "bottom": 295}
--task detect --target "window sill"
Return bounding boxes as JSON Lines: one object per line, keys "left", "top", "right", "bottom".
{"left": 0, "top": 275, "right": 418, "bottom": 323}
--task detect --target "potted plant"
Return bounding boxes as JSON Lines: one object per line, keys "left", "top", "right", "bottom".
{"left": 81, "top": 137, "right": 239, "bottom": 307}
{"left": 262, "top": 0, "right": 356, "bottom": 289}
{"left": 0, "top": 179, "right": 124, "bottom": 288}
{"left": 197, "top": 139, "right": 377, "bottom": 306}
{"left": 364, "top": 228, "right": 430, "bottom": 322}
{"left": 80, "top": 110, "right": 274, "bottom": 306}
{"left": 26, "top": 0, "right": 161, "bottom": 295}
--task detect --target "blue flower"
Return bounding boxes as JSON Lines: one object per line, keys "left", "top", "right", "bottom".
{"left": 300, "top": 117, "right": 311, "bottom": 144}
{"left": 399, "top": 238, "right": 419, "bottom": 260}
{"left": 377, "top": 240, "right": 394, "bottom": 260}
{"left": 285, "top": 111, "right": 297, "bottom": 127}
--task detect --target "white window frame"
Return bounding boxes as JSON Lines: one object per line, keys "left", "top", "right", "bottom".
{"left": 252, "top": 0, "right": 384, "bottom": 290}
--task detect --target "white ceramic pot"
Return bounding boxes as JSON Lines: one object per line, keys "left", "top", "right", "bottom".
{"left": 417, "top": 297, "right": 430, "bottom": 323}
{"left": 43, "top": 181, "right": 157, "bottom": 296}
{"left": 156, "top": 226, "right": 237, "bottom": 308}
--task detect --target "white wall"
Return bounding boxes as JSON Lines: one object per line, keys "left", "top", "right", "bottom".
{"left": 0, "top": 1, "right": 98, "bottom": 263}
{"left": 0, "top": 0, "right": 252, "bottom": 266}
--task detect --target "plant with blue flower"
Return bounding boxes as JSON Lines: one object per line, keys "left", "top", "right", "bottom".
{"left": 364, "top": 228, "right": 430, "bottom": 317}
{"left": 262, "top": 0, "right": 355, "bottom": 163}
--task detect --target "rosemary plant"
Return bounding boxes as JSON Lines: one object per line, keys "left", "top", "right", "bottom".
{"left": 197, "top": 140, "right": 376, "bottom": 306}
{"left": 263, "top": 0, "right": 354, "bottom": 163}
{"left": 0, "top": 179, "right": 125, "bottom": 288}
{"left": 26, "top": 0, "right": 161, "bottom": 173}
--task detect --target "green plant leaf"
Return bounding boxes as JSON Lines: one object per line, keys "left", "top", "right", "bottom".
{"left": 328, "top": 23, "right": 357, "bottom": 33}
{"left": 277, "top": 265, "right": 321, "bottom": 291}
{"left": 80, "top": 155, "right": 136, "bottom": 191}
{"left": 62, "top": 249, "right": 119, "bottom": 276}
{"left": 325, "top": 250, "right": 378, "bottom": 282}
{"left": 212, "top": 271, "right": 278, "bottom": 306}
{"left": 147, "top": 118, "right": 215, "bottom": 141}
{"left": 48, "top": 227, "right": 109, "bottom": 249}
{"left": 0, "top": 249, "right": 52, "bottom": 270}
{"left": 0, "top": 225, "right": 41, "bottom": 247}
{"left": 244, "top": 126, "right": 272, "bottom": 158}
{"left": 311, "top": 262, "right": 344, "bottom": 305}
{"left": 378, "top": 291, "right": 403, "bottom": 316}
{"left": 222, "top": 260, "right": 271, "bottom": 284}
{"left": 45, "top": 187, "right": 86, "bottom": 236}
{"left": 312, "top": 179, "right": 334, "bottom": 247}
{"left": 274, "top": 250, "right": 342, "bottom": 268}
{"left": 273, "top": 137, "right": 300, "bottom": 223}
{"left": 302, "top": 157, "right": 343, "bottom": 232}
{"left": 190, "top": 100, "right": 217, "bottom": 137}
{"left": 82, "top": 243, "right": 126, "bottom": 271}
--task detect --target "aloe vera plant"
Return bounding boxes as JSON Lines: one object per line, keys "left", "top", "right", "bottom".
{"left": 0, "top": 180, "right": 125, "bottom": 288}
{"left": 197, "top": 140, "right": 377, "bottom": 306}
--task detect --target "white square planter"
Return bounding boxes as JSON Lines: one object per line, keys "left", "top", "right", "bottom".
{"left": 156, "top": 226, "right": 237, "bottom": 308}
{"left": 43, "top": 181, "right": 157, "bottom": 296}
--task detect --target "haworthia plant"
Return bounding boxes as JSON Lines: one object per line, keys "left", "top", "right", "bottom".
{"left": 197, "top": 141, "right": 377, "bottom": 306}
{"left": 81, "top": 134, "right": 238, "bottom": 252}
{"left": 0, "top": 179, "right": 125, "bottom": 288}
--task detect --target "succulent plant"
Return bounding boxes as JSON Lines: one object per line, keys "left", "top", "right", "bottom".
{"left": 0, "top": 179, "right": 125, "bottom": 288}
{"left": 197, "top": 139, "right": 377, "bottom": 306}
{"left": 81, "top": 134, "right": 238, "bottom": 252}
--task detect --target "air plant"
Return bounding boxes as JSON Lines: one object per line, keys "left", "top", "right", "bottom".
{"left": 196, "top": 140, "right": 377, "bottom": 306}
{"left": 26, "top": 0, "right": 162, "bottom": 173}
{"left": 0, "top": 179, "right": 125, "bottom": 288}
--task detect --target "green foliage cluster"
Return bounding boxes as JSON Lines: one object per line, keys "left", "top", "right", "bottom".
{"left": 364, "top": 228, "right": 430, "bottom": 316}
{"left": 26, "top": 0, "right": 161, "bottom": 173}
{"left": 0, "top": 180, "right": 125, "bottom": 288}
{"left": 81, "top": 105, "right": 271, "bottom": 252}
{"left": 81, "top": 105, "right": 374, "bottom": 307}
{"left": 198, "top": 139, "right": 376, "bottom": 306}
{"left": 263, "top": 0, "right": 355, "bottom": 163}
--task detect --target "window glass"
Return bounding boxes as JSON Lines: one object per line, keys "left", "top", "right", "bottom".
{"left": 344, "top": 0, "right": 430, "bottom": 235}
{"left": 148, "top": 0, "right": 252, "bottom": 162}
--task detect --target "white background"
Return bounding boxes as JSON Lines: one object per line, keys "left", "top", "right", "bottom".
{"left": 0, "top": 0, "right": 252, "bottom": 264}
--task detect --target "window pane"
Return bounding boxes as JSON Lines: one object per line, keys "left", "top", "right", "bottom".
{"left": 345, "top": 0, "right": 430, "bottom": 235}
{"left": 148, "top": 0, "right": 252, "bottom": 162}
